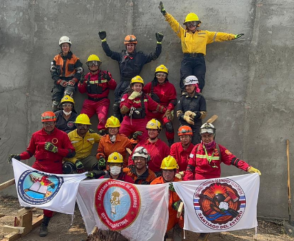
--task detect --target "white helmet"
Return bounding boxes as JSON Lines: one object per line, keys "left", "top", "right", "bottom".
{"left": 200, "top": 123, "right": 216, "bottom": 135}
{"left": 184, "top": 75, "right": 198, "bottom": 86}
{"left": 132, "top": 146, "right": 150, "bottom": 161}
{"left": 59, "top": 36, "right": 72, "bottom": 46}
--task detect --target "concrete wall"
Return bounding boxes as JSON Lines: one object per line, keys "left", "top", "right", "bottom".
{"left": 0, "top": 0, "right": 292, "bottom": 219}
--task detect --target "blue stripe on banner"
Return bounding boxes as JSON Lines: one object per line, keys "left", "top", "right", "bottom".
{"left": 194, "top": 207, "right": 200, "bottom": 210}
{"left": 240, "top": 205, "right": 246, "bottom": 208}
{"left": 239, "top": 196, "right": 245, "bottom": 200}
{"left": 193, "top": 199, "right": 199, "bottom": 202}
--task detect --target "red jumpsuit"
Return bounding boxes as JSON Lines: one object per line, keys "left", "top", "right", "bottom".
{"left": 143, "top": 80, "right": 177, "bottom": 142}
{"left": 170, "top": 142, "right": 194, "bottom": 172}
{"left": 19, "top": 127, "right": 75, "bottom": 217}
{"left": 120, "top": 93, "right": 165, "bottom": 141}
{"left": 183, "top": 143, "right": 250, "bottom": 180}
{"left": 78, "top": 70, "right": 116, "bottom": 131}
{"left": 151, "top": 176, "right": 182, "bottom": 231}
{"left": 128, "top": 138, "right": 170, "bottom": 174}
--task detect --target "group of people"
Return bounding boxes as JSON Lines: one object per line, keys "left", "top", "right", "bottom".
{"left": 8, "top": 3, "right": 261, "bottom": 241}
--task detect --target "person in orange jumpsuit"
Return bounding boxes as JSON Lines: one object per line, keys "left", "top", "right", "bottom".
{"left": 123, "top": 146, "right": 156, "bottom": 184}
{"left": 151, "top": 156, "right": 183, "bottom": 240}
{"left": 143, "top": 64, "right": 177, "bottom": 146}
{"left": 120, "top": 76, "right": 166, "bottom": 141}
{"left": 170, "top": 126, "right": 194, "bottom": 172}
{"left": 9, "top": 111, "right": 75, "bottom": 237}
{"left": 96, "top": 116, "right": 134, "bottom": 168}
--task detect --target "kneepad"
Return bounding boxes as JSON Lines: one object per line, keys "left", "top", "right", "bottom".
{"left": 165, "top": 122, "right": 174, "bottom": 133}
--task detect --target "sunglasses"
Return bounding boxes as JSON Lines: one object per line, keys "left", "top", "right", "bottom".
{"left": 156, "top": 73, "right": 167, "bottom": 78}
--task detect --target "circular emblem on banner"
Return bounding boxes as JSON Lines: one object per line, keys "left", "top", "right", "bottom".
{"left": 193, "top": 178, "right": 246, "bottom": 230}
{"left": 18, "top": 170, "right": 63, "bottom": 205}
{"left": 95, "top": 180, "right": 141, "bottom": 231}
{"left": 51, "top": 138, "right": 58, "bottom": 144}
{"left": 67, "top": 121, "right": 74, "bottom": 129}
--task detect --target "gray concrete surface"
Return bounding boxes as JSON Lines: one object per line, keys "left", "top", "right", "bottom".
{"left": 0, "top": 0, "right": 292, "bottom": 219}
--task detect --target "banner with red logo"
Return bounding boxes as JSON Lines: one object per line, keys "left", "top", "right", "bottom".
{"left": 12, "top": 159, "right": 87, "bottom": 214}
{"left": 173, "top": 173, "right": 260, "bottom": 233}
{"left": 77, "top": 179, "right": 169, "bottom": 241}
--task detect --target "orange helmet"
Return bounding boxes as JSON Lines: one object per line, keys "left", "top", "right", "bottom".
{"left": 41, "top": 111, "right": 56, "bottom": 122}
{"left": 124, "top": 35, "right": 137, "bottom": 45}
{"left": 178, "top": 125, "right": 193, "bottom": 136}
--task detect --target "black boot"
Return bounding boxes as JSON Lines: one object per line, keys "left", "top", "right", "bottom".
{"left": 39, "top": 216, "right": 51, "bottom": 237}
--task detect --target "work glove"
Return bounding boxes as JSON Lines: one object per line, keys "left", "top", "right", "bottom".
{"left": 98, "top": 31, "right": 107, "bottom": 40}
{"left": 98, "top": 157, "right": 106, "bottom": 169}
{"left": 128, "top": 91, "right": 141, "bottom": 100}
{"left": 60, "top": 80, "right": 68, "bottom": 87}
{"left": 184, "top": 110, "right": 196, "bottom": 118}
{"left": 172, "top": 200, "right": 182, "bottom": 210}
{"left": 163, "top": 109, "right": 172, "bottom": 120}
{"left": 247, "top": 166, "right": 261, "bottom": 175}
{"left": 75, "top": 160, "right": 85, "bottom": 173}
{"left": 169, "top": 183, "right": 175, "bottom": 192}
{"left": 86, "top": 170, "right": 105, "bottom": 179}
{"left": 132, "top": 131, "right": 143, "bottom": 140}
{"left": 175, "top": 171, "right": 184, "bottom": 180}
{"left": 89, "top": 128, "right": 95, "bottom": 134}
{"left": 235, "top": 33, "right": 244, "bottom": 39}
{"left": 68, "top": 79, "right": 75, "bottom": 86}
{"left": 183, "top": 115, "right": 194, "bottom": 125}
{"left": 103, "top": 71, "right": 111, "bottom": 81}
{"left": 44, "top": 142, "right": 58, "bottom": 153}
{"left": 158, "top": 1, "right": 166, "bottom": 15}
{"left": 155, "top": 32, "right": 164, "bottom": 43}
{"left": 8, "top": 154, "right": 21, "bottom": 163}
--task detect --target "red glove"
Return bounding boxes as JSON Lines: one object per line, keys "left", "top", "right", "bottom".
{"left": 68, "top": 80, "right": 75, "bottom": 86}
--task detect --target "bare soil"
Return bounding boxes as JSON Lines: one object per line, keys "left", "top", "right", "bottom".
{"left": 0, "top": 196, "right": 293, "bottom": 241}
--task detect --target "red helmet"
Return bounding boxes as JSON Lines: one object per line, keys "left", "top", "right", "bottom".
{"left": 178, "top": 125, "right": 193, "bottom": 136}
{"left": 41, "top": 111, "right": 57, "bottom": 122}
{"left": 124, "top": 35, "right": 137, "bottom": 45}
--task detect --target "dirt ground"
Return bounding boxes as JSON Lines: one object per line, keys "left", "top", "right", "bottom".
{"left": 0, "top": 196, "right": 293, "bottom": 241}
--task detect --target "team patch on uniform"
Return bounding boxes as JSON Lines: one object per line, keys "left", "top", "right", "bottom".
{"left": 225, "top": 150, "right": 232, "bottom": 155}
{"left": 67, "top": 121, "right": 74, "bottom": 128}
{"left": 190, "top": 154, "right": 194, "bottom": 158}
{"left": 52, "top": 138, "right": 58, "bottom": 144}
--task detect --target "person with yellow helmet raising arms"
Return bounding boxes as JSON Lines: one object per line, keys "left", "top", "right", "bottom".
{"left": 96, "top": 116, "right": 134, "bottom": 167}
{"left": 128, "top": 119, "right": 170, "bottom": 176}
{"left": 54, "top": 95, "right": 78, "bottom": 133}
{"left": 97, "top": 152, "right": 134, "bottom": 183}
{"left": 98, "top": 30, "right": 163, "bottom": 121}
{"left": 50, "top": 36, "right": 83, "bottom": 112}
{"left": 78, "top": 54, "right": 116, "bottom": 136}
{"left": 151, "top": 156, "right": 183, "bottom": 240}
{"left": 143, "top": 65, "right": 177, "bottom": 146}
{"left": 158, "top": 2, "right": 244, "bottom": 92}
{"left": 64, "top": 114, "right": 101, "bottom": 175}
{"left": 120, "top": 76, "right": 166, "bottom": 141}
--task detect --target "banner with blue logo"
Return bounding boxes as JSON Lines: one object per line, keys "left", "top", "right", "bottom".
{"left": 77, "top": 179, "right": 169, "bottom": 241}
{"left": 173, "top": 173, "right": 260, "bottom": 233}
{"left": 12, "top": 159, "right": 87, "bottom": 215}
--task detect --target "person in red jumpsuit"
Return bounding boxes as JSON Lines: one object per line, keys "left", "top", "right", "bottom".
{"left": 9, "top": 111, "right": 75, "bottom": 237}
{"left": 183, "top": 122, "right": 261, "bottom": 241}
{"left": 151, "top": 156, "right": 183, "bottom": 240}
{"left": 143, "top": 64, "right": 177, "bottom": 146}
{"left": 78, "top": 54, "right": 116, "bottom": 135}
{"left": 170, "top": 125, "right": 194, "bottom": 172}
{"left": 128, "top": 119, "right": 170, "bottom": 176}
{"left": 120, "top": 75, "right": 166, "bottom": 141}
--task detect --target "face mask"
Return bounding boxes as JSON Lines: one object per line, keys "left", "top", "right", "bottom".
{"left": 204, "top": 140, "right": 216, "bottom": 151}
{"left": 110, "top": 166, "right": 121, "bottom": 176}
{"left": 63, "top": 110, "right": 72, "bottom": 116}
{"left": 110, "top": 135, "right": 116, "bottom": 142}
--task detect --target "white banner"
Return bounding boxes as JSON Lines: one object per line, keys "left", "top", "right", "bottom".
{"left": 173, "top": 174, "right": 260, "bottom": 233}
{"left": 12, "top": 159, "right": 86, "bottom": 215}
{"left": 77, "top": 179, "right": 169, "bottom": 241}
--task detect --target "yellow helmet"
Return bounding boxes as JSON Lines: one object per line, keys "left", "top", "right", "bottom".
{"left": 183, "top": 13, "right": 200, "bottom": 24}
{"left": 105, "top": 116, "right": 121, "bottom": 128}
{"left": 107, "top": 152, "right": 123, "bottom": 164}
{"left": 130, "top": 75, "right": 144, "bottom": 86}
{"left": 75, "top": 114, "right": 91, "bottom": 125}
{"left": 146, "top": 119, "right": 161, "bottom": 130}
{"left": 160, "top": 156, "right": 179, "bottom": 170}
{"left": 60, "top": 95, "right": 75, "bottom": 105}
{"left": 155, "top": 64, "right": 168, "bottom": 74}
{"left": 87, "top": 54, "right": 101, "bottom": 62}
